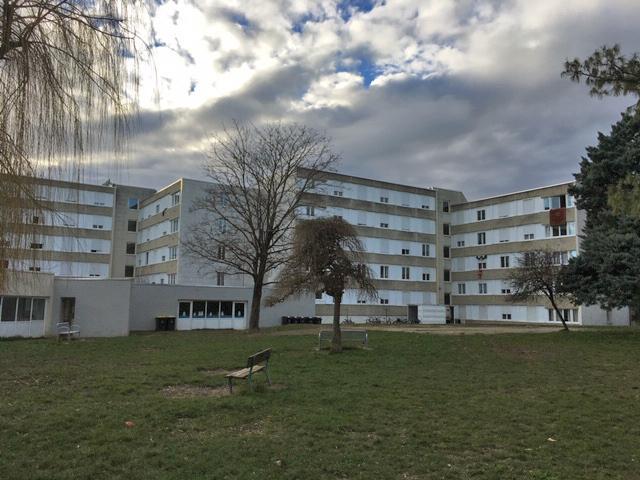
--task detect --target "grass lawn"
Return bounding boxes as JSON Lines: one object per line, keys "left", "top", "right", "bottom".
{"left": 1, "top": 327, "right": 640, "bottom": 479}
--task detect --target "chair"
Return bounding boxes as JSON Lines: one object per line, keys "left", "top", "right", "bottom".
{"left": 56, "top": 322, "right": 80, "bottom": 341}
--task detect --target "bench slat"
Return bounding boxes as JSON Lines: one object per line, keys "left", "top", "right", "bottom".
{"left": 225, "top": 364, "right": 265, "bottom": 379}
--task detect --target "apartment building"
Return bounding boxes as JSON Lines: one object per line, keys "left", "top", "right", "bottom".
{"left": 134, "top": 178, "right": 251, "bottom": 288}
{"left": 449, "top": 183, "right": 582, "bottom": 324}
{"left": 2, "top": 172, "right": 629, "bottom": 331}
{"left": 3, "top": 177, "right": 153, "bottom": 279}
{"left": 300, "top": 171, "right": 466, "bottom": 322}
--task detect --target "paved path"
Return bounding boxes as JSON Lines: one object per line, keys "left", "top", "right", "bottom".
{"left": 269, "top": 324, "right": 566, "bottom": 336}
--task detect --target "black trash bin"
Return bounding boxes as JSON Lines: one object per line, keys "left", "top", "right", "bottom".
{"left": 155, "top": 316, "right": 176, "bottom": 331}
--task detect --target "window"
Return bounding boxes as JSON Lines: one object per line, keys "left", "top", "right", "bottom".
{"left": 421, "top": 204, "right": 430, "bottom": 209}
{"left": 401, "top": 267, "right": 410, "bottom": 280}
{"left": 401, "top": 248, "right": 410, "bottom": 255}
{"left": 315, "top": 291, "right": 323, "bottom": 300}
{"left": 192, "top": 301, "right": 206, "bottom": 318}
{"left": 0, "top": 260, "right": 8, "bottom": 269}
{"left": 31, "top": 299, "right": 45, "bottom": 321}
{"left": 234, "top": 302, "right": 245, "bottom": 318}
{"left": 356, "top": 299, "right": 366, "bottom": 304}
{"left": 457, "top": 240, "right": 465, "bottom": 247}
{"left": 502, "top": 313, "right": 512, "bottom": 320}
{"left": 380, "top": 196, "right": 389, "bottom": 203}
{"left": 442, "top": 201, "right": 449, "bottom": 212}
{"left": 444, "top": 293, "right": 451, "bottom": 305}
{"left": 457, "top": 283, "right": 466, "bottom": 294}
{"left": 380, "top": 298, "right": 389, "bottom": 305}
{"left": 478, "top": 261, "right": 487, "bottom": 269}
{"left": 500, "top": 256, "right": 510, "bottom": 268}
{"left": 444, "top": 269, "right": 450, "bottom": 282}
{"left": 28, "top": 266, "right": 41, "bottom": 272}
{"left": 422, "top": 273, "right": 430, "bottom": 281}
{"left": 546, "top": 224, "right": 567, "bottom": 237}
{"left": 477, "top": 210, "right": 486, "bottom": 221}
{"left": 501, "top": 282, "right": 512, "bottom": 293}
{"left": 161, "top": 255, "right": 166, "bottom": 262}
{"left": 477, "top": 232, "right": 486, "bottom": 245}
{"left": 380, "top": 266, "right": 389, "bottom": 279}
{"left": 170, "top": 218, "right": 179, "bottom": 233}
{"left": 124, "top": 265, "right": 134, "bottom": 277}
{"left": 178, "top": 302, "right": 191, "bottom": 318}
{"left": 1, "top": 296, "right": 17, "bottom": 322}
{"left": 443, "top": 223, "right": 450, "bottom": 235}
{"left": 567, "top": 195, "right": 575, "bottom": 208}
{"left": 127, "top": 220, "right": 137, "bottom": 232}
{"left": 145, "top": 252, "right": 149, "bottom": 265}
{"left": 478, "top": 283, "right": 487, "bottom": 294}
{"left": 216, "top": 272, "right": 225, "bottom": 286}
{"left": 333, "top": 190, "right": 343, "bottom": 197}
{"left": 422, "top": 244, "right": 430, "bottom": 257}
{"left": 171, "top": 192, "right": 180, "bottom": 206}
{"left": 0, "top": 297, "right": 45, "bottom": 322}
{"left": 524, "top": 233, "right": 534, "bottom": 240}
{"left": 168, "top": 274, "right": 176, "bottom": 285}
{"left": 156, "top": 205, "right": 160, "bottom": 214}
{"left": 305, "top": 206, "right": 315, "bottom": 216}
{"left": 217, "top": 245, "right": 225, "bottom": 260}
{"left": 221, "top": 301, "right": 233, "bottom": 318}
{"left": 543, "top": 195, "right": 566, "bottom": 210}
{"left": 443, "top": 246, "right": 450, "bottom": 258}
{"left": 126, "top": 242, "right": 136, "bottom": 255}
{"left": 30, "top": 242, "right": 43, "bottom": 249}
{"left": 380, "top": 222, "right": 389, "bottom": 228}
{"left": 169, "top": 246, "right": 177, "bottom": 260}
{"left": 32, "top": 216, "right": 39, "bottom": 224}
{"left": 128, "top": 198, "right": 139, "bottom": 210}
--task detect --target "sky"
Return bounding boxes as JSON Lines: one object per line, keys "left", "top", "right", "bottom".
{"left": 115, "top": 0, "right": 639, "bottom": 199}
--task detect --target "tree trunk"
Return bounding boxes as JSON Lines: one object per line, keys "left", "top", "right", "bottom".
{"left": 248, "top": 283, "right": 263, "bottom": 331}
{"left": 331, "top": 293, "right": 342, "bottom": 353}
{"left": 549, "top": 297, "right": 569, "bottom": 332}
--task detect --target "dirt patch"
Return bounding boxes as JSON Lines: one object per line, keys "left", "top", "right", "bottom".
{"left": 162, "top": 385, "right": 231, "bottom": 398}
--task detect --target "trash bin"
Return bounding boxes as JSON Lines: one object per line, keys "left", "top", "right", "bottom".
{"left": 155, "top": 316, "right": 176, "bottom": 331}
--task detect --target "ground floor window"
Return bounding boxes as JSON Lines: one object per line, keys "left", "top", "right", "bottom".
{"left": 548, "top": 308, "right": 579, "bottom": 323}
{"left": 178, "top": 300, "right": 245, "bottom": 319}
{"left": 0, "top": 296, "right": 46, "bottom": 322}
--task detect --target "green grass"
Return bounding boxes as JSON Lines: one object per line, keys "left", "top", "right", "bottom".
{"left": 2, "top": 328, "right": 640, "bottom": 479}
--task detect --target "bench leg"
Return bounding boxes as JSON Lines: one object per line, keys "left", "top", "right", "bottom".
{"left": 248, "top": 372, "right": 253, "bottom": 392}
{"left": 227, "top": 377, "right": 233, "bottom": 394}
{"left": 265, "top": 366, "right": 272, "bottom": 386}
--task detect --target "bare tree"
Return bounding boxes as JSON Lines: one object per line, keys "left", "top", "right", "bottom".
{"left": 507, "top": 250, "right": 572, "bottom": 331}
{"left": 268, "top": 217, "right": 377, "bottom": 353}
{"left": 0, "top": 1, "right": 142, "bottom": 287}
{"left": 185, "top": 122, "right": 339, "bottom": 331}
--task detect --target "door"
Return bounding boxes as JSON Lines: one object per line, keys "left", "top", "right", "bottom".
{"left": 407, "top": 305, "right": 418, "bottom": 323}
{"left": 60, "top": 297, "right": 76, "bottom": 324}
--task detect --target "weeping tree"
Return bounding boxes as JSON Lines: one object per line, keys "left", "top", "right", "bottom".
{"left": 268, "top": 217, "right": 377, "bottom": 353}
{"left": 185, "top": 122, "right": 339, "bottom": 331}
{"left": 507, "top": 250, "right": 571, "bottom": 331}
{"left": 0, "top": 1, "right": 143, "bottom": 287}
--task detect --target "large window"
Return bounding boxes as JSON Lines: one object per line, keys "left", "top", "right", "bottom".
{"left": 380, "top": 266, "right": 389, "bottom": 279}
{"left": 477, "top": 232, "right": 486, "bottom": 245}
{"left": 544, "top": 195, "right": 566, "bottom": 210}
{"left": 0, "top": 297, "right": 45, "bottom": 322}
{"left": 179, "top": 300, "right": 245, "bottom": 320}
{"left": 127, "top": 220, "right": 137, "bottom": 232}
{"left": 128, "top": 198, "right": 139, "bottom": 210}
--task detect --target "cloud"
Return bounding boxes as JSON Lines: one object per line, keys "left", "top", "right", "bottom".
{"left": 118, "top": 0, "right": 640, "bottom": 198}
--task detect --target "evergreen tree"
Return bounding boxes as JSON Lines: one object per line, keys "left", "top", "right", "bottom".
{"left": 562, "top": 111, "right": 640, "bottom": 312}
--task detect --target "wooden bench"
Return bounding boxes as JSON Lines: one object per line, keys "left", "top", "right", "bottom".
{"left": 56, "top": 322, "right": 80, "bottom": 341}
{"left": 318, "top": 329, "right": 368, "bottom": 349}
{"left": 225, "top": 348, "right": 272, "bottom": 393}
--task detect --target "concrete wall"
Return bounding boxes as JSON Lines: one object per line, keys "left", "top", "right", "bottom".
{"left": 581, "top": 305, "right": 630, "bottom": 326}
{"left": 129, "top": 284, "right": 314, "bottom": 331}
{"left": 52, "top": 278, "right": 132, "bottom": 337}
